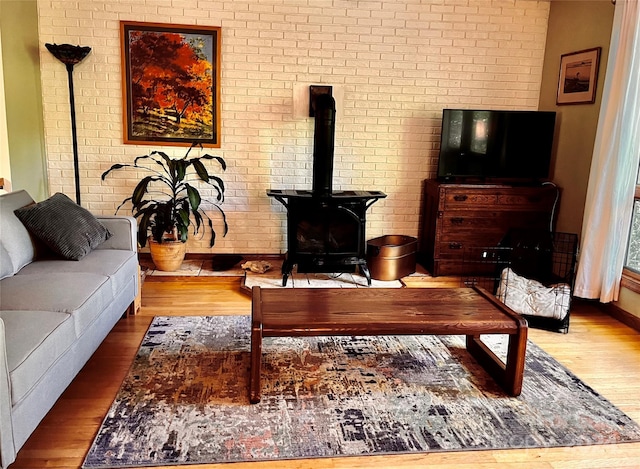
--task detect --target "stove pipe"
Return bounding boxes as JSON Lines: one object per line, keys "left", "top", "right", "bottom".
{"left": 312, "top": 94, "right": 336, "bottom": 197}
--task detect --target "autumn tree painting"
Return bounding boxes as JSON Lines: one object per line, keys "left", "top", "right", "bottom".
{"left": 121, "top": 22, "right": 221, "bottom": 146}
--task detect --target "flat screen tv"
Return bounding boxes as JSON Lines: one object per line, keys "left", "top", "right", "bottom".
{"left": 436, "top": 109, "right": 556, "bottom": 183}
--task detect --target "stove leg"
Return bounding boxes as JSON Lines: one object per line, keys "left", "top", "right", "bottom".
{"left": 360, "top": 264, "right": 372, "bottom": 286}
{"left": 281, "top": 258, "right": 294, "bottom": 287}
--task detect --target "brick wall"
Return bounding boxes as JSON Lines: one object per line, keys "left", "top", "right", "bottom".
{"left": 37, "top": 0, "right": 550, "bottom": 254}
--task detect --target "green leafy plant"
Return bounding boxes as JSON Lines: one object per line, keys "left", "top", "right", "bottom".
{"left": 101, "top": 143, "right": 227, "bottom": 248}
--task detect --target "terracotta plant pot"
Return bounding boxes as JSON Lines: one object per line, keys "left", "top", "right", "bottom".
{"left": 149, "top": 238, "right": 187, "bottom": 272}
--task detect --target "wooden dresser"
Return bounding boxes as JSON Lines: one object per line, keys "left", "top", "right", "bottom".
{"left": 418, "top": 179, "right": 559, "bottom": 276}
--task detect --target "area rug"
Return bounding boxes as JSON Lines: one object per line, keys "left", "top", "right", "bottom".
{"left": 83, "top": 316, "right": 640, "bottom": 468}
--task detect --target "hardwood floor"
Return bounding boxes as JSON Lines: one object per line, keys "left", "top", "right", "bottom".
{"left": 9, "top": 276, "right": 640, "bottom": 469}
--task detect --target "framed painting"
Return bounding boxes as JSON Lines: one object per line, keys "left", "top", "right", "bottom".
{"left": 556, "top": 47, "right": 601, "bottom": 105}
{"left": 121, "top": 21, "right": 221, "bottom": 147}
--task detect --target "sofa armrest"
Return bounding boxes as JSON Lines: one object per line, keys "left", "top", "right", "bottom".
{"left": 96, "top": 216, "right": 137, "bottom": 252}
{"left": 0, "top": 318, "right": 17, "bottom": 469}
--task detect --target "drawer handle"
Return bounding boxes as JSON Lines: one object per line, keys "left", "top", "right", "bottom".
{"left": 449, "top": 242, "right": 462, "bottom": 250}
{"left": 451, "top": 217, "right": 464, "bottom": 225}
{"left": 453, "top": 195, "right": 468, "bottom": 202}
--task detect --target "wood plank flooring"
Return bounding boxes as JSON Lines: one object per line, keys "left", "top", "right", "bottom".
{"left": 9, "top": 276, "right": 640, "bottom": 469}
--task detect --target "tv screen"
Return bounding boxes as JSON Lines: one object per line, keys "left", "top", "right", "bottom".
{"left": 436, "top": 109, "right": 556, "bottom": 182}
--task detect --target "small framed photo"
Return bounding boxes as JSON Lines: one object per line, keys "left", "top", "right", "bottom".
{"left": 121, "top": 21, "right": 221, "bottom": 147}
{"left": 556, "top": 47, "right": 601, "bottom": 105}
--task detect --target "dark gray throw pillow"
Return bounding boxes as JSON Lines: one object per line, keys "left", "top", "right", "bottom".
{"left": 14, "top": 193, "right": 112, "bottom": 261}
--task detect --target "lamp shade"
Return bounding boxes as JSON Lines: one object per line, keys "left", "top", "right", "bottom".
{"left": 45, "top": 43, "right": 91, "bottom": 66}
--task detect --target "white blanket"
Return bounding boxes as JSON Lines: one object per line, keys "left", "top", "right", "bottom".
{"left": 495, "top": 267, "right": 570, "bottom": 320}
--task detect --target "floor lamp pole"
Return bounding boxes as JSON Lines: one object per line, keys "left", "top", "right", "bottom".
{"left": 65, "top": 63, "right": 81, "bottom": 205}
{"left": 45, "top": 43, "right": 91, "bottom": 206}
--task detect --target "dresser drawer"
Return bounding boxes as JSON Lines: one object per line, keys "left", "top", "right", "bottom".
{"left": 439, "top": 211, "right": 552, "bottom": 238}
{"left": 442, "top": 190, "right": 499, "bottom": 210}
{"left": 442, "top": 187, "right": 557, "bottom": 211}
{"left": 435, "top": 233, "right": 506, "bottom": 259}
{"left": 498, "top": 190, "right": 557, "bottom": 210}
{"left": 434, "top": 240, "right": 466, "bottom": 259}
{"left": 431, "top": 260, "right": 462, "bottom": 277}
{"left": 441, "top": 211, "right": 502, "bottom": 230}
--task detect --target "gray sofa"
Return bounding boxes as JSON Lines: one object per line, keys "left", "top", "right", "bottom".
{"left": 0, "top": 190, "right": 139, "bottom": 469}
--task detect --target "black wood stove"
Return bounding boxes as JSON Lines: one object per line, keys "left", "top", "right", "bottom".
{"left": 267, "top": 93, "right": 386, "bottom": 286}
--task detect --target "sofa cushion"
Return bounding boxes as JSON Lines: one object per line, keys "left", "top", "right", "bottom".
{"left": 0, "top": 190, "right": 37, "bottom": 273}
{"left": 14, "top": 193, "right": 111, "bottom": 261}
{"left": 0, "top": 273, "right": 113, "bottom": 337}
{"left": 17, "top": 249, "right": 138, "bottom": 296}
{"left": 0, "top": 242, "right": 13, "bottom": 280}
{"left": 0, "top": 311, "right": 76, "bottom": 406}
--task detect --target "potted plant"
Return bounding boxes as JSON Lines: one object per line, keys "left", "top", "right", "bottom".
{"left": 102, "top": 143, "right": 227, "bottom": 271}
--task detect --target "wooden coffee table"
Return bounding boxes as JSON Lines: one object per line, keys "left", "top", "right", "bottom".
{"left": 249, "top": 286, "right": 528, "bottom": 404}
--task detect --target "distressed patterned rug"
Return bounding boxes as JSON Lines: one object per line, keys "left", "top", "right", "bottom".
{"left": 83, "top": 316, "right": 640, "bottom": 468}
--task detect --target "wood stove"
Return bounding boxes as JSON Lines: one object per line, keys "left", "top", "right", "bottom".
{"left": 268, "top": 92, "right": 386, "bottom": 286}
{"left": 267, "top": 189, "right": 385, "bottom": 286}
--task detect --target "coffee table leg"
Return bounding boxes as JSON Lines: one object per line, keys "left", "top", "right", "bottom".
{"left": 250, "top": 324, "right": 263, "bottom": 403}
{"left": 250, "top": 286, "right": 264, "bottom": 404}
{"left": 504, "top": 328, "right": 527, "bottom": 396}
{"left": 466, "top": 330, "right": 527, "bottom": 396}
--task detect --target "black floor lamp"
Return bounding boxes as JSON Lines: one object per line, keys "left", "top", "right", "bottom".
{"left": 45, "top": 43, "right": 91, "bottom": 205}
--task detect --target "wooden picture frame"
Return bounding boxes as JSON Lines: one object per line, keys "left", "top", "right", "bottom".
{"left": 556, "top": 47, "right": 601, "bottom": 105}
{"left": 121, "top": 21, "right": 221, "bottom": 147}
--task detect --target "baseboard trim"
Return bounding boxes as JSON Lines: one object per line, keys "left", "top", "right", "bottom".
{"left": 139, "top": 252, "right": 285, "bottom": 262}
{"left": 601, "top": 302, "right": 640, "bottom": 333}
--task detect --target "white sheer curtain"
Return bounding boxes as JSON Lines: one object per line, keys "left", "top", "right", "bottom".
{"left": 574, "top": 0, "right": 640, "bottom": 302}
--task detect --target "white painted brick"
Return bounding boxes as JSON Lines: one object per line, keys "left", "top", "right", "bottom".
{"left": 37, "top": 0, "right": 550, "bottom": 254}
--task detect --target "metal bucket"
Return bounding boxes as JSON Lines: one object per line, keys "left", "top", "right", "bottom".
{"left": 366, "top": 235, "right": 417, "bottom": 281}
